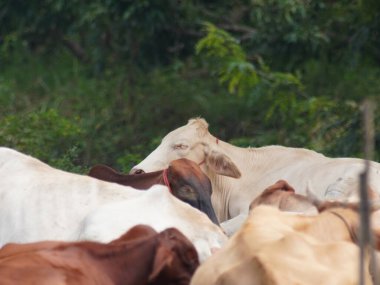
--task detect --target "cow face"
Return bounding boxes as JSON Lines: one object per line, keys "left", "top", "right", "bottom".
{"left": 168, "top": 159, "right": 219, "bottom": 225}
{"left": 130, "top": 118, "right": 241, "bottom": 179}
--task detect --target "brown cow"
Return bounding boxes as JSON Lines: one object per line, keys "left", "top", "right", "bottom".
{"left": 89, "top": 158, "right": 219, "bottom": 225}
{"left": 249, "top": 180, "right": 318, "bottom": 214}
{"left": 0, "top": 225, "right": 199, "bottom": 285}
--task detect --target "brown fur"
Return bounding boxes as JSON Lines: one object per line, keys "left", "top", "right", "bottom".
{"left": 0, "top": 225, "right": 199, "bottom": 285}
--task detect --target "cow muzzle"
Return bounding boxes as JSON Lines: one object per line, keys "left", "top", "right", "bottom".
{"left": 130, "top": 168, "right": 145, "bottom": 175}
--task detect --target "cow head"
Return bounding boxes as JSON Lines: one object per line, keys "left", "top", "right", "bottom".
{"left": 168, "top": 159, "right": 219, "bottom": 225}
{"left": 149, "top": 228, "right": 199, "bottom": 285}
{"left": 249, "top": 180, "right": 296, "bottom": 210}
{"left": 249, "top": 180, "right": 318, "bottom": 215}
{"left": 130, "top": 118, "right": 241, "bottom": 179}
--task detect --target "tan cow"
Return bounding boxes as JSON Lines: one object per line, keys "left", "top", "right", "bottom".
{"left": 249, "top": 179, "right": 318, "bottom": 214}
{"left": 221, "top": 180, "right": 318, "bottom": 237}
{"left": 131, "top": 118, "right": 380, "bottom": 225}
{"left": 191, "top": 205, "right": 378, "bottom": 285}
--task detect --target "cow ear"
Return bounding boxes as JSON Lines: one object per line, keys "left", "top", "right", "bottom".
{"left": 204, "top": 147, "right": 241, "bottom": 178}
{"left": 148, "top": 245, "right": 173, "bottom": 281}
{"left": 267, "top": 180, "right": 295, "bottom": 193}
{"left": 281, "top": 180, "right": 295, "bottom": 192}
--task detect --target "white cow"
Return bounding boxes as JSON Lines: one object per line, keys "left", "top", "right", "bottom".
{"left": 78, "top": 186, "right": 227, "bottom": 262}
{"left": 131, "top": 118, "right": 380, "bottom": 225}
{"left": 0, "top": 147, "right": 227, "bottom": 261}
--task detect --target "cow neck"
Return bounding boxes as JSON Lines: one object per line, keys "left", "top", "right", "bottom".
{"left": 203, "top": 137, "right": 246, "bottom": 221}
{"left": 328, "top": 210, "right": 358, "bottom": 244}
{"left": 97, "top": 238, "right": 158, "bottom": 285}
{"left": 209, "top": 137, "right": 256, "bottom": 173}
{"left": 203, "top": 140, "right": 310, "bottom": 221}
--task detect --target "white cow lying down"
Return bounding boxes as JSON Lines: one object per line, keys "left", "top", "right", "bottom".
{"left": 0, "top": 147, "right": 227, "bottom": 262}
{"left": 131, "top": 118, "right": 380, "bottom": 225}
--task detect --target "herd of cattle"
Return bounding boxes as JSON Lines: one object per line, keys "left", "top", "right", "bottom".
{"left": 1, "top": 117, "right": 380, "bottom": 284}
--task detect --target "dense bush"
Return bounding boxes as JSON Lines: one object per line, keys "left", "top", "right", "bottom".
{"left": 0, "top": 0, "right": 379, "bottom": 173}
{"left": 0, "top": 109, "right": 85, "bottom": 172}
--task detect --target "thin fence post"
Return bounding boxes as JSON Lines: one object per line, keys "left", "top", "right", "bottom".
{"left": 359, "top": 99, "right": 377, "bottom": 285}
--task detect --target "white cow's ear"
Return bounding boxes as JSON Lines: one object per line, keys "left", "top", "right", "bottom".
{"left": 204, "top": 146, "right": 241, "bottom": 178}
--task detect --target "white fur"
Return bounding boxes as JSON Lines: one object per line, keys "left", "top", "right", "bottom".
{"left": 0, "top": 147, "right": 227, "bottom": 261}
{"left": 133, "top": 118, "right": 380, "bottom": 226}
{"left": 78, "top": 186, "right": 227, "bottom": 262}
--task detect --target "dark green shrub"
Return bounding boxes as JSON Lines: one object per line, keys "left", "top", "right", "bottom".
{"left": 0, "top": 108, "right": 85, "bottom": 172}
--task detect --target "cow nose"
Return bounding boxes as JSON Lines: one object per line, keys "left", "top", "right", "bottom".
{"left": 130, "top": 168, "right": 145, "bottom": 175}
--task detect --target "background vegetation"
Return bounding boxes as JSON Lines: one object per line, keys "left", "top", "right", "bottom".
{"left": 1, "top": 0, "right": 379, "bottom": 173}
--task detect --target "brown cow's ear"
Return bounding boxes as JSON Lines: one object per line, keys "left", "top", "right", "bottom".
{"left": 204, "top": 147, "right": 241, "bottom": 178}
{"left": 148, "top": 245, "right": 173, "bottom": 281}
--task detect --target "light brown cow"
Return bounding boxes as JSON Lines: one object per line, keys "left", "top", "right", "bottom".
{"left": 0, "top": 225, "right": 199, "bottom": 285}
{"left": 220, "top": 180, "right": 318, "bottom": 237}
{"left": 249, "top": 179, "right": 318, "bottom": 214}
{"left": 191, "top": 205, "right": 378, "bottom": 285}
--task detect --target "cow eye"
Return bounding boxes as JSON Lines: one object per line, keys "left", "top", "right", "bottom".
{"left": 178, "top": 186, "right": 196, "bottom": 200}
{"left": 173, "top": 143, "right": 188, "bottom": 150}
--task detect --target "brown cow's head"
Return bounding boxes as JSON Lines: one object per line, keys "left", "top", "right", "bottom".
{"left": 148, "top": 228, "right": 199, "bottom": 285}
{"left": 88, "top": 160, "right": 219, "bottom": 225}
{"left": 168, "top": 159, "right": 219, "bottom": 225}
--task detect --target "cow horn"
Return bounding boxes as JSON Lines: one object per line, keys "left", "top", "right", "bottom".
{"left": 306, "top": 181, "right": 323, "bottom": 208}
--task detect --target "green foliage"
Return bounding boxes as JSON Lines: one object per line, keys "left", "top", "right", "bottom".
{"left": 0, "top": 0, "right": 379, "bottom": 172}
{"left": 194, "top": 21, "right": 379, "bottom": 161}
{"left": 196, "top": 23, "right": 302, "bottom": 96}
{"left": 0, "top": 0, "right": 207, "bottom": 70}
{"left": 0, "top": 109, "right": 86, "bottom": 172}
{"left": 242, "top": 0, "right": 380, "bottom": 69}
{"left": 196, "top": 22, "right": 258, "bottom": 95}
